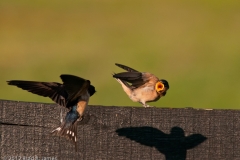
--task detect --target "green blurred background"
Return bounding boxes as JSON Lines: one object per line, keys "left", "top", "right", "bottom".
{"left": 1, "top": 0, "right": 240, "bottom": 109}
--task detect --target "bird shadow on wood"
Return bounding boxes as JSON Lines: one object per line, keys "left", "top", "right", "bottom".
{"left": 116, "top": 126, "right": 207, "bottom": 160}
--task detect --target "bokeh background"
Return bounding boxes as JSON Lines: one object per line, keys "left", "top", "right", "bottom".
{"left": 1, "top": 0, "right": 240, "bottom": 109}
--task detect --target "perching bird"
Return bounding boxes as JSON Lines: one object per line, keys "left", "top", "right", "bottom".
{"left": 113, "top": 63, "right": 169, "bottom": 108}
{"left": 7, "top": 74, "right": 96, "bottom": 151}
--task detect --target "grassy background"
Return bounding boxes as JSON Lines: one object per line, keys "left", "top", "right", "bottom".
{"left": 0, "top": 0, "right": 240, "bottom": 109}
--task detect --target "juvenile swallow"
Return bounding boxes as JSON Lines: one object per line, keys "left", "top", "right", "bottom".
{"left": 113, "top": 63, "right": 169, "bottom": 108}
{"left": 7, "top": 74, "right": 96, "bottom": 151}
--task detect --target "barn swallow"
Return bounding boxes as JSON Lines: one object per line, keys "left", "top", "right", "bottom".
{"left": 7, "top": 74, "right": 96, "bottom": 151}
{"left": 113, "top": 63, "right": 169, "bottom": 108}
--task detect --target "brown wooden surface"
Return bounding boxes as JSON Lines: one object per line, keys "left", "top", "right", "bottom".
{"left": 0, "top": 100, "right": 239, "bottom": 160}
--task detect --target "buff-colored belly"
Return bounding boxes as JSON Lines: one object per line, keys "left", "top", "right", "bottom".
{"left": 77, "top": 101, "right": 88, "bottom": 116}
{"left": 132, "top": 88, "right": 159, "bottom": 103}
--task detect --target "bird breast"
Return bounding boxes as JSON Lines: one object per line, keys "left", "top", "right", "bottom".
{"left": 76, "top": 91, "right": 90, "bottom": 116}
{"left": 131, "top": 85, "right": 159, "bottom": 102}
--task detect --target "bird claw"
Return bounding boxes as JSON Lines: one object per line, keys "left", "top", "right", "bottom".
{"left": 77, "top": 116, "right": 83, "bottom": 122}
{"left": 143, "top": 104, "right": 155, "bottom": 108}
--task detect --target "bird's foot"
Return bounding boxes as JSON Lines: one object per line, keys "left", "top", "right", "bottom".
{"left": 143, "top": 104, "right": 155, "bottom": 108}
{"left": 77, "top": 116, "right": 84, "bottom": 122}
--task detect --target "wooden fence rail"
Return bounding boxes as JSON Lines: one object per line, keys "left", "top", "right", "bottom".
{"left": 1, "top": 100, "right": 240, "bottom": 160}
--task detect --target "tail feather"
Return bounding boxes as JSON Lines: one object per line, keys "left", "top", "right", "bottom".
{"left": 51, "top": 121, "right": 78, "bottom": 151}
{"left": 114, "top": 77, "right": 132, "bottom": 89}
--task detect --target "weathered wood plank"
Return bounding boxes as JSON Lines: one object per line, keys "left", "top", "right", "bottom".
{"left": 0, "top": 100, "right": 239, "bottom": 160}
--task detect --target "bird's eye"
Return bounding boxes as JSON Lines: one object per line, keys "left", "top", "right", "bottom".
{"left": 155, "top": 82, "right": 164, "bottom": 92}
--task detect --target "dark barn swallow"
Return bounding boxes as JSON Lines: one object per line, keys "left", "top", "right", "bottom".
{"left": 7, "top": 74, "right": 96, "bottom": 151}
{"left": 113, "top": 63, "right": 169, "bottom": 107}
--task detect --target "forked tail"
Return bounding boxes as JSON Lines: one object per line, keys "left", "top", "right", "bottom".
{"left": 51, "top": 120, "right": 78, "bottom": 151}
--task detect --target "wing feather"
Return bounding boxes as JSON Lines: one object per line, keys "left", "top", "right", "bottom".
{"left": 115, "top": 63, "right": 139, "bottom": 72}
{"left": 113, "top": 64, "right": 159, "bottom": 89}
{"left": 7, "top": 80, "right": 67, "bottom": 106}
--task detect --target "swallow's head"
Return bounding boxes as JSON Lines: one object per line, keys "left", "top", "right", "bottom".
{"left": 88, "top": 85, "right": 96, "bottom": 96}
{"left": 155, "top": 79, "right": 169, "bottom": 96}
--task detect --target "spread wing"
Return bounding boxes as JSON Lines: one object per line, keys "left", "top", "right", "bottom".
{"left": 7, "top": 80, "right": 67, "bottom": 106}
{"left": 113, "top": 63, "right": 159, "bottom": 88}
{"left": 60, "top": 74, "right": 94, "bottom": 107}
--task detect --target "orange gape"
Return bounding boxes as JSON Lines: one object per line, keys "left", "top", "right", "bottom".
{"left": 155, "top": 81, "right": 165, "bottom": 92}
